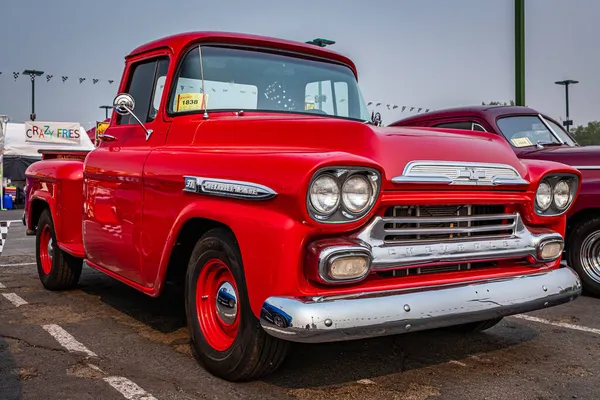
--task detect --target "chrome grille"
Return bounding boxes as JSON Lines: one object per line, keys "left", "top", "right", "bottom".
{"left": 382, "top": 205, "right": 515, "bottom": 244}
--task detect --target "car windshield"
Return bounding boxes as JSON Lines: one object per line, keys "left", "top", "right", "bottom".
{"left": 168, "top": 45, "right": 371, "bottom": 122}
{"left": 496, "top": 115, "right": 578, "bottom": 148}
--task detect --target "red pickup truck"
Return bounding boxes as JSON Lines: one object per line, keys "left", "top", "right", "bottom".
{"left": 25, "top": 32, "right": 583, "bottom": 381}
{"left": 390, "top": 106, "right": 600, "bottom": 296}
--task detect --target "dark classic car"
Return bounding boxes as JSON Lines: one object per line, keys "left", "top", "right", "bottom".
{"left": 390, "top": 105, "right": 600, "bottom": 296}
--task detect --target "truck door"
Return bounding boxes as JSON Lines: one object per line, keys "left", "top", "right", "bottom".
{"left": 83, "top": 54, "right": 171, "bottom": 285}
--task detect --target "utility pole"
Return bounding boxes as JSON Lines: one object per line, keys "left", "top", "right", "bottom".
{"left": 99, "top": 105, "right": 112, "bottom": 119}
{"left": 555, "top": 79, "right": 578, "bottom": 132}
{"left": 306, "top": 38, "right": 336, "bottom": 110}
{"left": 515, "top": 0, "right": 525, "bottom": 106}
{"left": 23, "top": 69, "right": 44, "bottom": 121}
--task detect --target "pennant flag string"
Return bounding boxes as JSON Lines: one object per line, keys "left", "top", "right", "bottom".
{"left": 367, "top": 102, "right": 434, "bottom": 114}
{"left": 0, "top": 68, "right": 116, "bottom": 85}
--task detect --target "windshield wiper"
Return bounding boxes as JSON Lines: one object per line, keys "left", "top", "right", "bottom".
{"left": 536, "top": 141, "right": 565, "bottom": 149}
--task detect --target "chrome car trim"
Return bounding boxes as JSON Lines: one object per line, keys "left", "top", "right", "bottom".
{"left": 572, "top": 166, "right": 600, "bottom": 171}
{"left": 260, "top": 267, "right": 581, "bottom": 343}
{"left": 183, "top": 176, "right": 277, "bottom": 200}
{"left": 393, "top": 160, "right": 529, "bottom": 186}
{"left": 355, "top": 212, "right": 562, "bottom": 270}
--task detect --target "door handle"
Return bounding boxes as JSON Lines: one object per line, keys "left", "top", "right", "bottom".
{"left": 98, "top": 134, "right": 117, "bottom": 142}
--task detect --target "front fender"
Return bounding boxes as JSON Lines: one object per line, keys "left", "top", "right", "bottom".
{"left": 568, "top": 169, "right": 600, "bottom": 218}
{"left": 153, "top": 199, "right": 313, "bottom": 317}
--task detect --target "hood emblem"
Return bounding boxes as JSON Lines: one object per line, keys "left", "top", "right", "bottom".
{"left": 392, "top": 161, "right": 530, "bottom": 186}
{"left": 457, "top": 167, "right": 487, "bottom": 181}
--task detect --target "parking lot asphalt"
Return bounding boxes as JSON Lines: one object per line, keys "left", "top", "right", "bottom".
{"left": 1, "top": 211, "right": 599, "bottom": 400}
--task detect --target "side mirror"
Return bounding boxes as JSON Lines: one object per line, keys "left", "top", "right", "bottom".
{"left": 111, "top": 93, "right": 153, "bottom": 141}
{"left": 113, "top": 93, "right": 135, "bottom": 115}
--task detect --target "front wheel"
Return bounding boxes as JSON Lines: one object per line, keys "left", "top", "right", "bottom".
{"left": 35, "top": 209, "right": 83, "bottom": 290}
{"left": 185, "top": 228, "right": 289, "bottom": 381}
{"left": 567, "top": 217, "right": 600, "bottom": 297}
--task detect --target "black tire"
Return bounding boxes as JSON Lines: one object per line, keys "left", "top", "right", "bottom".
{"left": 567, "top": 216, "right": 600, "bottom": 297}
{"left": 185, "top": 227, "right": 289, "bottom": 381}
{"left": 445, "top": 317, "right": 503, "bottom": 333}
{"left": 35, "top": 209, "right": 83, "bottom": 290}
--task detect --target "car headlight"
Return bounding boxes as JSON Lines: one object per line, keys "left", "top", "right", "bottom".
{"left": 307, "top": 167, "right": 380, "bottom": 223}
{"left": 342, "top": 175, "right": 372, "bottom": 213}
{"left": 534, "top": 174, "right": 579, "bottom": 216}
{"left": 535, "top": 181, "right": 552, "bottom": 211}
{"left": 553, "top": 180, "right": 570, "bottom": 210}
{"left": 309, "top": 175, "right": 340, "bottom": 215}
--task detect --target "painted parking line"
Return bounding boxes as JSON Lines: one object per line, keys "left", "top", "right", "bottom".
{"left": 1, "top": 292, "right": 28, "bottom": 307}
{"left": 0, "top": 262, "right": 36, "bottom": 267}
{"left": 0, "top": 282, "right": 5, "bottom": 289}
{"left": 104, "top": 376, "right": 158, "bottom": 400}
{"left": 42, "top": 324, "right": 98, "bottom": 358}
{"left": 513, "top": 314, "right": 600, "bottom": 335}
{"left": 42, "top": 325, "right": 157, "bottom": 399}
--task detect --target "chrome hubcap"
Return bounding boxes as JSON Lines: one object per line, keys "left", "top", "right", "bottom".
{"left": 215, "top": 282, "right": 238, "bottom": 325}
{"left": 47, "top": 237, "right": 53, "bottom": 260}
{"left": 580, "top": 231, "right": 600, "bottom": 284}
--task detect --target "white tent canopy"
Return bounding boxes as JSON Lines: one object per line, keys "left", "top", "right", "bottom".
{"left": 3, "top": 122, "right": 95, "bottom": 157}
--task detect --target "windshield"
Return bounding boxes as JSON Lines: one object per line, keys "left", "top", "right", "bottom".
{"left": 496, "top": 115, "right": 578, "bottom": 148}
{"left": 168, "top": 45, "right": 371, "bottom": 122}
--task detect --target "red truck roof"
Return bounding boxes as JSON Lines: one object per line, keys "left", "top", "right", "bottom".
{"left": 127, "top": 31, "right": 358, "bottom": 79}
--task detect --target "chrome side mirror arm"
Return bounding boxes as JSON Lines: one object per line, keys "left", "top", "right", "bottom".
{"left": 112, "top": 93, "right": 153, "bottom": 141}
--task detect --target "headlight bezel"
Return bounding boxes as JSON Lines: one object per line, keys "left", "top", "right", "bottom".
{"left": 534, "top": 173, "right": 579, "bottom": 216}
{"left": 307, "top": 166, "right": 381, "bottom": 223}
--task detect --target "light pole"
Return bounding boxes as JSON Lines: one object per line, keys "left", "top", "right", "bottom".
{"left": 555, "top": 79, "right": 579, "bottom": 132}
{"left": 99, "top": 105, "right": 112, "bottom": 119}
{"left": 305, "top": 38, "right": 335, "bottom": 110}
{"left": 22, "top": 69, "right": 44, "bottom": 121}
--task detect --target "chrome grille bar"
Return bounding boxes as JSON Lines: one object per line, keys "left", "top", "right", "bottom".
{"left": 384, "top": 223, "right": 515, "bottom": 236}
{"left": 381, "top": 213, "right": 516, "bottom": 224}
{"left": 355, "top": 205, "right": 564, "bottom": 272}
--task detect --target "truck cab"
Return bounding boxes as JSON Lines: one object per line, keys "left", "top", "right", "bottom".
{"left": 390, "top": 106, "right": 600, "bottom": 296}
{"left": 25, "top": 33, "right": 583, "bottom": 381}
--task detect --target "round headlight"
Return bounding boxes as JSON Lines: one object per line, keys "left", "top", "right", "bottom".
{"left": 309, "top": 175, "right": 340, "bottom": 214}
{"left": 342, "top": 175, "right": 372, "bottom": 213}
{"left": 553, "top": 180, "right": 571, "bottom": 209}
{"left": 536, "top": 181, "right": 552, "bottom": 211}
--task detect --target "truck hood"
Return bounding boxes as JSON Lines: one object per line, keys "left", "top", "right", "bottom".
{"left": 194, "top": 115, "right": 529, "bottom": 183}
{"left": 518, "top": 145, "right": 600, "bottom": 168}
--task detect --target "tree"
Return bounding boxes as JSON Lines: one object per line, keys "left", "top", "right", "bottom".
{"left": 571, "top": 121, "right": 600, "bottom": 146}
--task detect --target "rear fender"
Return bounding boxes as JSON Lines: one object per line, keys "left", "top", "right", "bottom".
{"left": 25, "top": 160, "right": 85, "bottom": 257}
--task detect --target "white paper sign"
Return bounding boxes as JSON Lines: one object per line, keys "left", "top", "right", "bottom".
{"left": 25, "top": 121, "right": 82, "bottom": 144}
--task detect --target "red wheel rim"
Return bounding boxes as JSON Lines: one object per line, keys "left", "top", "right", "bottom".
{"left": 39, "top": 225, "right": 53, "bottom": 275}
{"left": 196, "top": 258, "right": 240, "bottom": 351}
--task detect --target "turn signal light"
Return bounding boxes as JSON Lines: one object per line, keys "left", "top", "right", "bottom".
{"left": 538, "top": 240, "right": 564, "bottom": 261}
{"left": 330, "top": 256, "right": 370, "bottom": 280}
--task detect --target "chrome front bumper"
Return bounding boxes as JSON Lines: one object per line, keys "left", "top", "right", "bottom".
{"left": 260, "top": 267, "right": 581, "bottom": 343}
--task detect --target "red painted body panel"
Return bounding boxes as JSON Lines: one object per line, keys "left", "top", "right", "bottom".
{"left": 389, "top": 106, "right": 600, "bottom": 221}
{"left": 23, "top": 33, "right": 583, "bottom": 321}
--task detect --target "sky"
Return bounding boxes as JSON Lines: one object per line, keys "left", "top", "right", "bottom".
{"left": 0, "top": 0, "right": 598, "bottom": 131}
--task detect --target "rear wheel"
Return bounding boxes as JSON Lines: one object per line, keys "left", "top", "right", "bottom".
{"left": 567, "top": 217, "right": 600, "bottom": 297}
{"left": 35, "top": 209, "right": 83, "bottom": 290}
{"left": 445, "top": 317, "right": 503, "bottom": 333}
{"left": 185, "top": 228, "right": 289, "bottom": 381}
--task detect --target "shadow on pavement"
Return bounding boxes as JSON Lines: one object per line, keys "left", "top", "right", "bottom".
{"left": 77, "top": 268, "right": 186, "bottom": 334}
{"left": 0, "top": 337, "right": 22, "bottom": 400}
{"left": 264, "top": 322, "right": 539, "bottom": 388}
